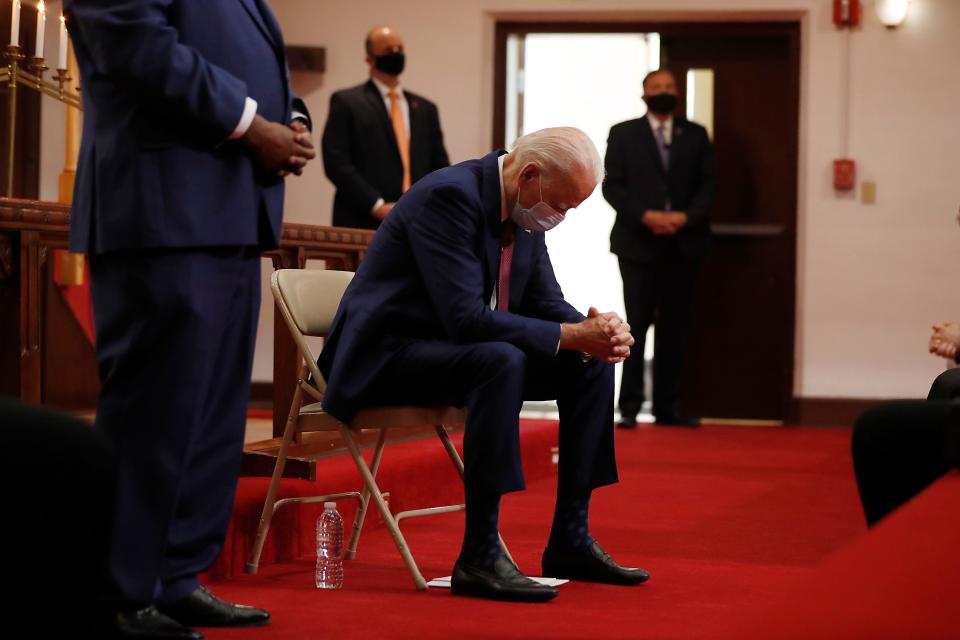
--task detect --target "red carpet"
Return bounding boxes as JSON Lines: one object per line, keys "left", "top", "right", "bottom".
{"left": 730, "top": 470, "right": 960, "bottom": 639}
{"left": 198, "top": 424, "right": 873, "bottom": 639}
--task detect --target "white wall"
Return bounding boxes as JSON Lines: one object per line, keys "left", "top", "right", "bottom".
{"left": 37, "top": 0, "right": 960, "bottom": 400}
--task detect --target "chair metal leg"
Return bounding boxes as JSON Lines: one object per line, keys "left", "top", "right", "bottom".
{"left": 345, "top": 428, "right": 388, "bottom": 560}
{"left": 434, "top": 424, "right": 516, "bottom": 567}
{"left": 339, "top": 425, "right": 428, "bottom": 590}
{"left": 246, "top": 383, "right": 304, "bottom": 574}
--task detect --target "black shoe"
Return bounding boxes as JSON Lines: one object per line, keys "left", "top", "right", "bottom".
{"left": 654, "top": 413, "right": 700, "bottom": 428}
{"left": 451, "top": 554, "right": 559, "bottom": 602}
{"left": 159, "top": 586, "right": 270, "bottom": 628}
{"left": 108, "top": 606, "right": 204, "bottom": 639}
{"left": 542, "top": 541, "right": 650, "bottom": 585}
{"left": 616, "top": 414, "right": 638, "bottom": 429}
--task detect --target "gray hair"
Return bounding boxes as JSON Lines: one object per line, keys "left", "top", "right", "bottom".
{"left": 510, "top": 127, "right": 605, "bottom": 185}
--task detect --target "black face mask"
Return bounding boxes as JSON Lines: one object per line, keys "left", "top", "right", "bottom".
{"left": 645, "top": 93, "right": 677, "bottom": 115}
{"left": 374, "top": 52, "right": 406, "bottom": 76}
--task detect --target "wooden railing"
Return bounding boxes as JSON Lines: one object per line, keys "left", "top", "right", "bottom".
{"left": 0, "top": 197, "right": 375, "bottom": 439}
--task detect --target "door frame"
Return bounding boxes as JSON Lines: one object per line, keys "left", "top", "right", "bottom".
{"left": 492, "top": 19, "right": 802, "bottom": 419}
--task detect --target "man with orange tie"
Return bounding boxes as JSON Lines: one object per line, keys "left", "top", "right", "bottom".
{"left": 322, "top": 26, "right": 450, "bottom": 229}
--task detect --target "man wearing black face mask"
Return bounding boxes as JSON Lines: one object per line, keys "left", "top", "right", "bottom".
{"left": 322, "top": 26, "right": 450, "bottom": 229}
{"left": 603, "top": 69, "right": 716, "bottom": 429}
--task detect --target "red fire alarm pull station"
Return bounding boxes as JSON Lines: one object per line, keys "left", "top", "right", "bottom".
{"left": 833, "top": 159, "right": 856, "bottom": 190}
{"left": 833, "top": 0, "right": 861, "bottom": 27}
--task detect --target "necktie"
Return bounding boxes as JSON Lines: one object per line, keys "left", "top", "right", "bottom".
{"left": 655, "top": 124, "right": 670, "bottom": 170}
{"left": 387, "top": 90, "right": 411, "bottom": 192}
{"left": 497, "top": 222, "right": 515, "bottom": 312}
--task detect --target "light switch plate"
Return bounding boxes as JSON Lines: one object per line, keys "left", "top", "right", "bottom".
{"left": 861, "top": 181, "right": 877, "bottom": 204}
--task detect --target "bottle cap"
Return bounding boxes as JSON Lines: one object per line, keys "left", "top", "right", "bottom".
{"left": 324, "top": 501, "right": 336, "bottom": 510}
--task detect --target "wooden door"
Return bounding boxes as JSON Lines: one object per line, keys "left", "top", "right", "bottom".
{"left": 665, "top": 24, "right": 801, "bottom": 420}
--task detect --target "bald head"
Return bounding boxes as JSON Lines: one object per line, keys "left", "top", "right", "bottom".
{"left": 365, "top": 26, "right": 404, "bottom": 57}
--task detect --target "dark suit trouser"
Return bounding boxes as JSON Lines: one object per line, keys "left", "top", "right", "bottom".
{"left": 2, "top": 400, "right": 116, "bottom": 638}
{"left": 89, "top": 247, "right": 260, "bottom": 605}
{"left": 371, "top": 341, "right": 618, "bottom": 500}
{"left": 617, "top": 248, "right": 699, "bottom": 418}
{"left": 852, "top": 400, "right": 958, "bottom": 526}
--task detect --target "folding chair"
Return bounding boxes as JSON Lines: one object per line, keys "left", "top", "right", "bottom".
{"left": 246, "top": 269, "right": 510, "bottom": 589}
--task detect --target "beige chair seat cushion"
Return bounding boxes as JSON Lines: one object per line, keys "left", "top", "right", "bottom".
{"left": 299, "top": 402, "right": 466, "bottom": 432}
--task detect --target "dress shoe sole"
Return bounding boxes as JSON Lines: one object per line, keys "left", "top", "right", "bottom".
{"left": 451, "top": 582, "right": 558, "bottom": 603}
{"left": 165, "top": 617, "right": 270, "bottom": 628}
{"left": 542, "top": 565, "right": 650, "bottom": 586}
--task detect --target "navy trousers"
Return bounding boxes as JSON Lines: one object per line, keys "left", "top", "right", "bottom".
{"left": 618, "top": 247, "right": 699, "bottom": 419}
{"left": 372, "top": 341, "right": 618, "bottom": 500}
{"left": 89, "top": 247, "right": 260, "bottom": 605}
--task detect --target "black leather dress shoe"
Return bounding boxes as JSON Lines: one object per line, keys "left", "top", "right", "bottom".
{"left": 654, "top": 413, "right": 700, "bottom": 428}
{"left": 451, "top": 554, "right": 559, "bottom": 602}
{"left": 616, "top": 415, "right": 638, "bottom": 429}
{"left": 109, "top": 606, "right": 204, "bottom": 639}
{"left": 542, "top": 541, "right": 651, "bottom": 585}
{"left": 159, "top": 586, "right": 270, "bottom": 628}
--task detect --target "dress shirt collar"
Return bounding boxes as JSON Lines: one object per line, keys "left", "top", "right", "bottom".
{"left": 647, "top": 112, "right": 674, "bottom": 144}
{"left": 371, "top": 75, "right": 404, "bottom": 98}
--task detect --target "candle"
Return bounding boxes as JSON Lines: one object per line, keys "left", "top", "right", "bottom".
{"left": 57, "top": 13, "right": 66, "bottom": 69}
{"left": 35, "top": 1, "right": 45, "bottom": 58}
{"left": 10, "top": 0, "right": 20, "bottom": 46}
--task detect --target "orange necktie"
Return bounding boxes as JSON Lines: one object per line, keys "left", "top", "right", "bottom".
{"left": 387, "top": 90, "right": 411, "bottom": 192}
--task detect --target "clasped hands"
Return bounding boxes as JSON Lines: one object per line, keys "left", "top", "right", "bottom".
{"left": 928, "top": 321, "right": 960, "bottom": 359}
{"left": 643, "top": 210, "right": 687, "bottom": 235}
{"left": 242, "top": 115, "right": 316, "bottom": 179}
{"left": 560, "top": 307, "right": 634, "bottom": 364}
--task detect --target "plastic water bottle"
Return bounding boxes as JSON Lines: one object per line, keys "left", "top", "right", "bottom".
{"left": 316, "top": 501, "right": 344, "bottom": 589}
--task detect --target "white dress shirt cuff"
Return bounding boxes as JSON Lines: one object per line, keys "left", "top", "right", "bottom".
{"left": 291, "top": 110, "right": 309, "bottom": 124}
{"left": 370, "top": 198, "right": 385, "bottom": 214}
{"left": 229, "top": 97, "right": 258, "bottom": 140}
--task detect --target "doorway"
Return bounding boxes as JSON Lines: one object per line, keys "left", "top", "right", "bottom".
{"left": 494, "top": 21, "right": 801, "bottom": 421}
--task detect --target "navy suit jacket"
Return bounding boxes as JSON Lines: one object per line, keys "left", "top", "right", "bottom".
{"left": 65, "top": 0, "right": 306, "bottom": 254}
{"left": 604, "top": 116, "right": 715, "bottom": 261}
{"left": 318, "top": 151, "right": 583, "bottom": 422}
{"left": 321, "top": 80, "right": 449, "bottom": 230}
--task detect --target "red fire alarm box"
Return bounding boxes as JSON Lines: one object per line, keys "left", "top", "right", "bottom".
{"left": 833, "top": 0, "right": 861, "bottom": 27}
{"left": 833, "top": 158, "right": 856, "bottom": 191}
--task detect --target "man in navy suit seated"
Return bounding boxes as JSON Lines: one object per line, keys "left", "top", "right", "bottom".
{"left": 65, "top": 1, "right": 315, "bottom": 637}
{"left": 319, "top": 127, "right": 651, "bottom": 602}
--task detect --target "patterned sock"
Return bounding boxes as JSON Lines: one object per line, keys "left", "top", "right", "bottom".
{"left": 458, "top": 494, "right": 501, "bottom": 570}
{"left": 547, "top": 490, "right": 595, "bottom": 552}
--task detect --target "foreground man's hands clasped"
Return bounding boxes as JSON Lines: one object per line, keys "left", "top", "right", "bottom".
{"left": 560, "top": 307, "right": 635, "bottom": 364}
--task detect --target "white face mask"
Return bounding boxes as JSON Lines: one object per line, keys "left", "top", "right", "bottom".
{"left": 510, "top": 176, "right": 565, "bottom": 232}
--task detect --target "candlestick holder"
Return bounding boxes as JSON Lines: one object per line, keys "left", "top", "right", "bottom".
{"left": 1, "top": 44, "right": 82, "bottom": 197}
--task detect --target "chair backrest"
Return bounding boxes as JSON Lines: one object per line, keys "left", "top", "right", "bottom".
{"left": 271, "top": 269, "right": 354, "bottom": 392}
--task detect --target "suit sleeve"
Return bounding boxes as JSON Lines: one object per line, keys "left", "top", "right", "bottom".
{"left": 408, "top": 185, "right": 561, "bottom": 357}
{"left": 321, "top": 92, "right": 382, "bottom": 214}
{"left": 291, "top": 96, "right": 312, "bottom": 131}
{"left": 682, "top": 130, "right": 716, "bottom": 227}
{"left": 65, "top": 0, "right": 247, "bottom": 143}
{"left": 602, "top": 126, "right": 646, "bottom": 232}
{"left": 519, "top": 235, "right": 585, "bottom": 324}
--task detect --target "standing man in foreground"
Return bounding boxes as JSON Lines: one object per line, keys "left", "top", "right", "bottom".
{"left": 604, "top": 69, "right": 715, "bottom": 429}
{"left": 65, "top": 1, "right": 314, "bottom": 638}
{"left": 319, "top": 128, "right": 650, "bottom": 602}
{"left": 322, "top": 25, "right": 449, "bottom": 229}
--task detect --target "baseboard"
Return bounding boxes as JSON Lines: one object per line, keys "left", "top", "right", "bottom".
{"left": 251, "top": 382, "right": 882, "bottom": 428}
{"left": 788, "top": 397, "right": 885, "bottom": 427}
